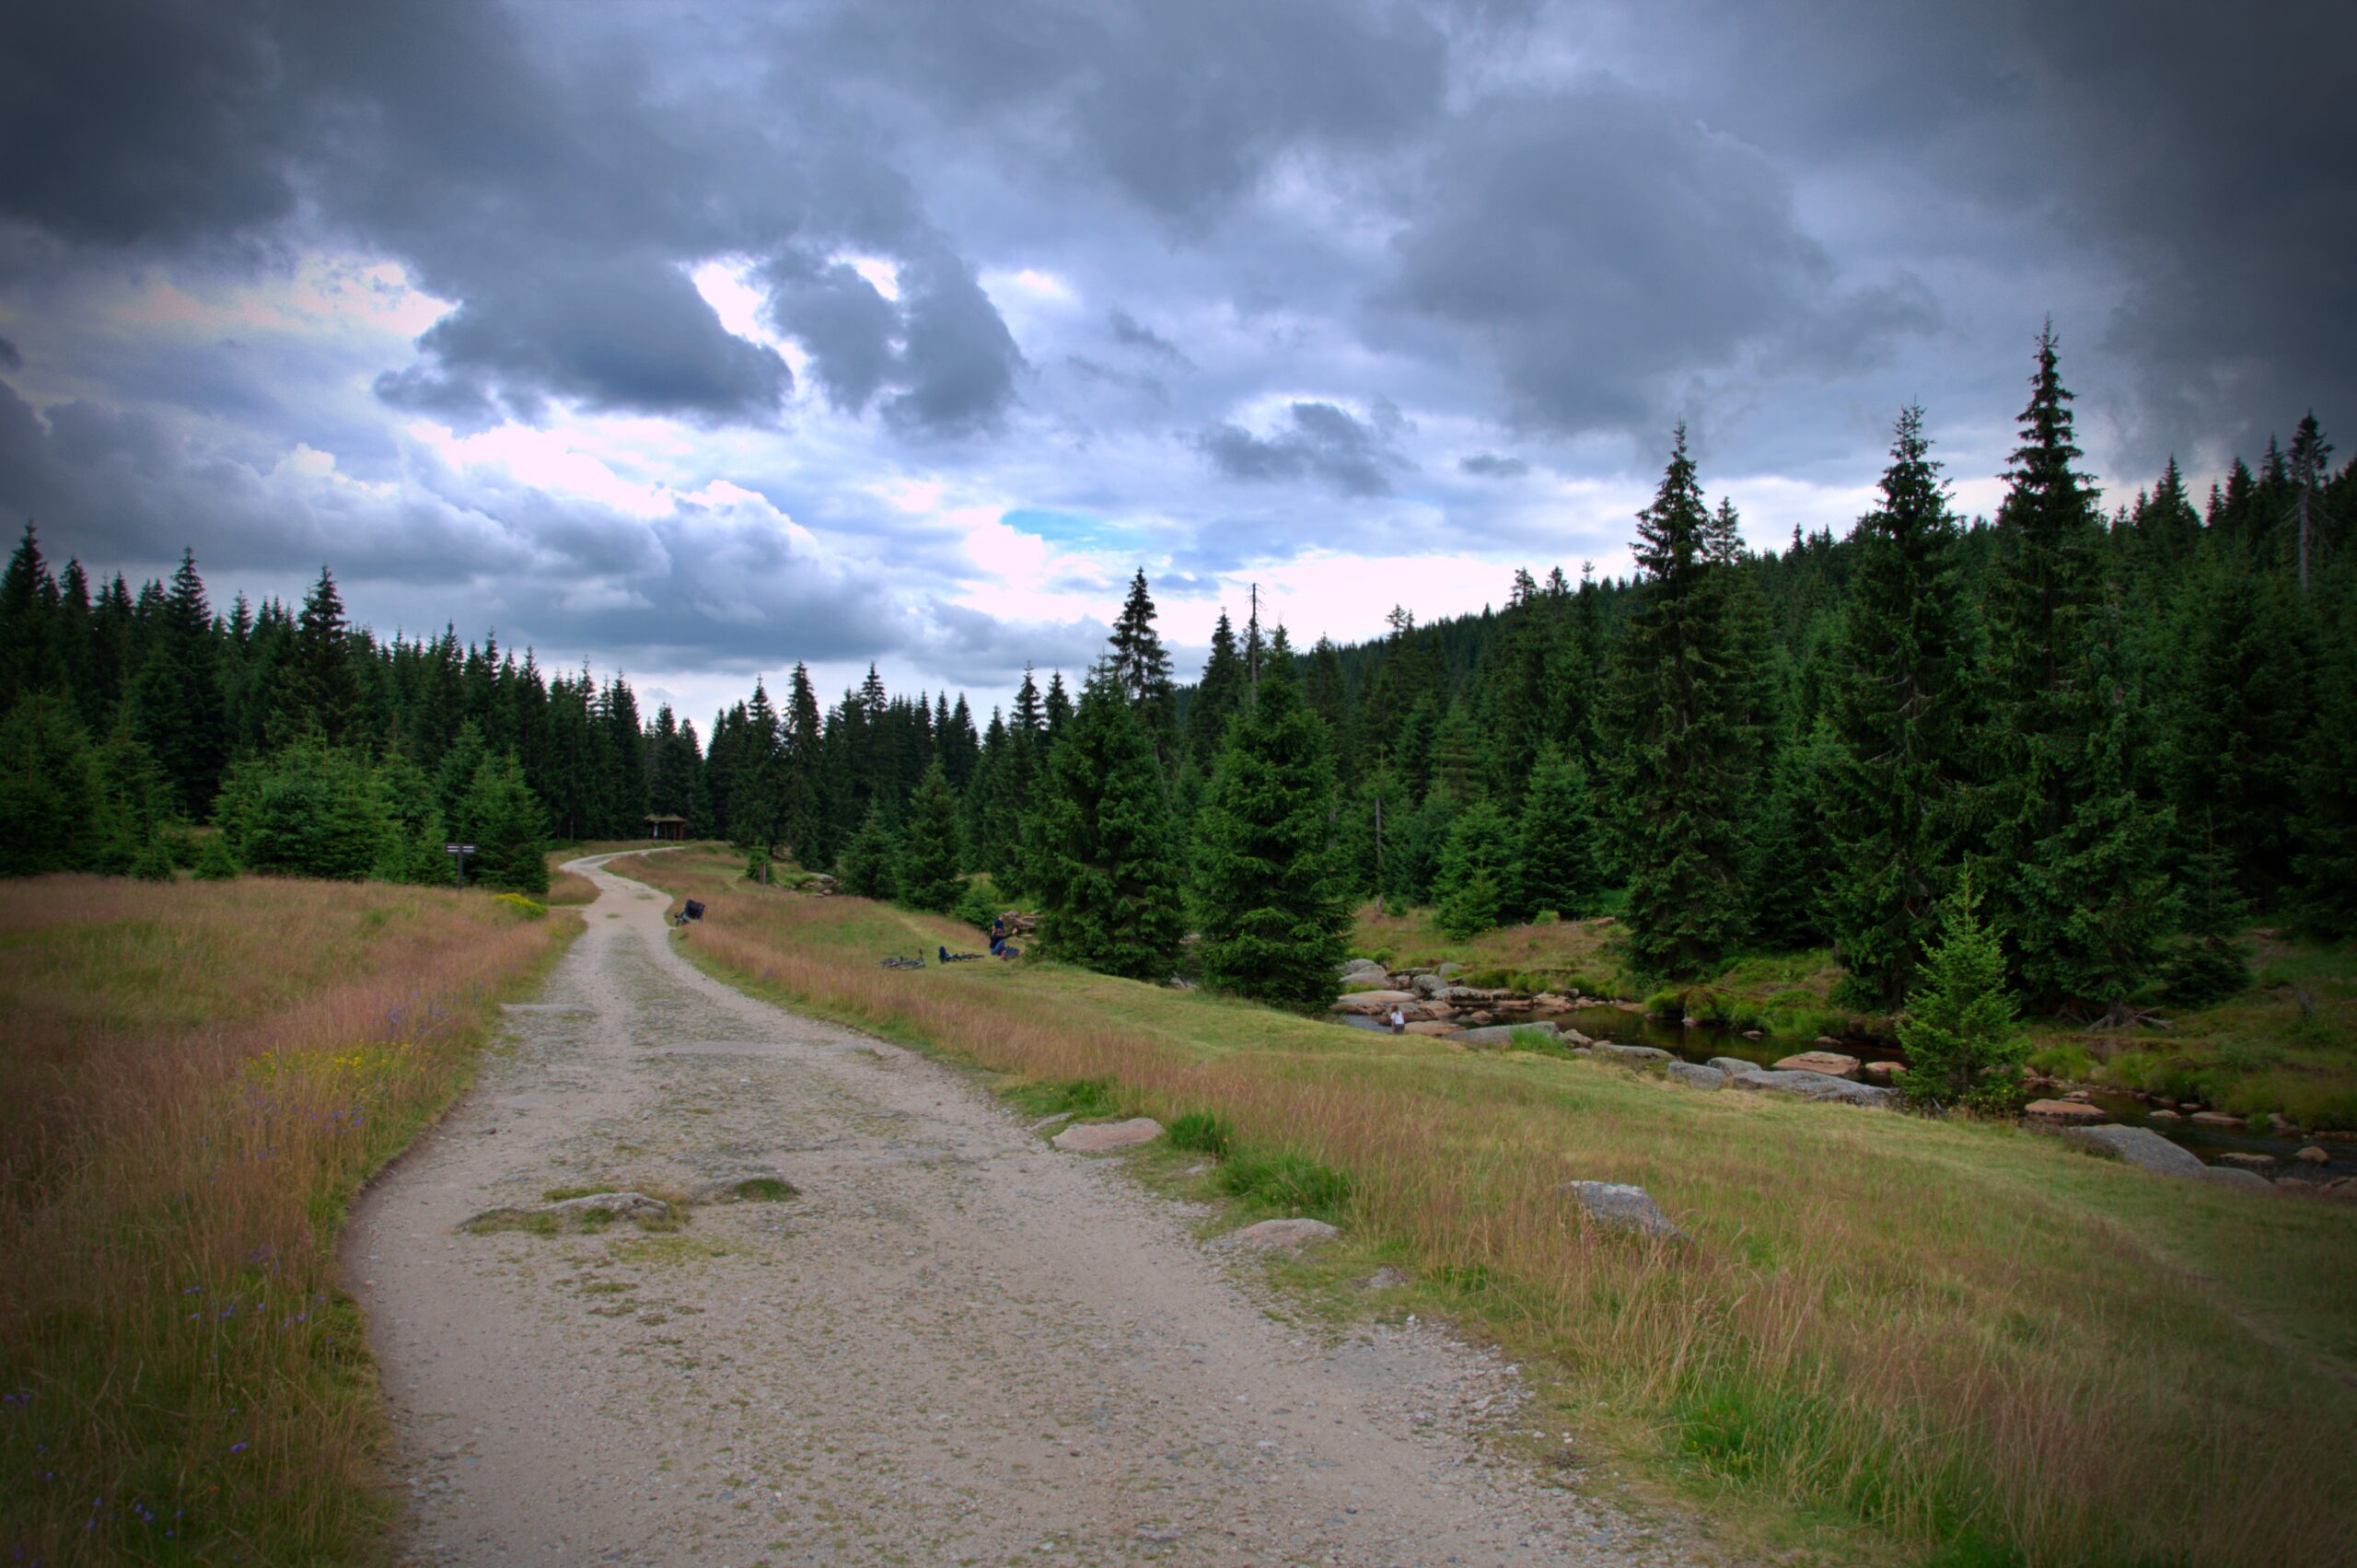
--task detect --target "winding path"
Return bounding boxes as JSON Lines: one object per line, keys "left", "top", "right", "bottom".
{"left": 345, "top": 852, "right": 1707, "bottom": 1566}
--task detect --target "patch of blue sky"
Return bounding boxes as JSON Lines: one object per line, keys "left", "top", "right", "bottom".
{"left": 999, "top": 507, "right": 1131, "bottom": 549}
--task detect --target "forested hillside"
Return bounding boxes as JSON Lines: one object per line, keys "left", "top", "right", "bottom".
{"left": 4, "top": 333, "right": 2351, "bottom": 1016}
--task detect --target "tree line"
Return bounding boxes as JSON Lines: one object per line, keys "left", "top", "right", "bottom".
{"left": 2, "top": 328, "right": 2350, "bottom": 1014}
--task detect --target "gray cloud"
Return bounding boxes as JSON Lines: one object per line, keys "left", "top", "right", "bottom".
{"left": 1384, "top": 84, "right": 1936, "bottom": 436}
{"left": 1458, "top": 452, "right": 1528, "bottom": 478}
{"left": 1201, "top": 401, "right": 1408, "bottom": 496}
{"left": 1109, "top": 308, "right": 1192, "bottom": 369}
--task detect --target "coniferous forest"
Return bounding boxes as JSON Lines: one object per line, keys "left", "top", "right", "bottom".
{"left": 5, "top": 333, "right": 2352, "bottom": 1016}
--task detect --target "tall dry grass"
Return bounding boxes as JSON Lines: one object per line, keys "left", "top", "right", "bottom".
{"left": 0, "top": 875, "right": 568, "bottom": 1564}
{"left": 640, "top": 852, "right": 2356, "bottom": 1567}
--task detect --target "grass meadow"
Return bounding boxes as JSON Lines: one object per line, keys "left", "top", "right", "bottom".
{"left": 634, "top": 847, "right": 2357, "bottom": 1568}
{"left": 0, "top": 876, "right": 573, "bottom": 1565}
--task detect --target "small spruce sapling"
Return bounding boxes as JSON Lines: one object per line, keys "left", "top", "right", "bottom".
{"left": 1898, "top": 869, "right": 2031, "bottom": 1113}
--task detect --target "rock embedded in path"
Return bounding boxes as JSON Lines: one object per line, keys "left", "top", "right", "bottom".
{"left": 1051, "top": 1117, "right": 1165, "bottom": 1154}
{"left": 2025, "top": 1099, "right": 2107, "bottom": 1123}
{"left": 1772, "top": 1051, "right": 1862, "bottom": 1079}
{"left": 2060, "top": 1124, "right": 2207, "bottom": 1179}
{"left": 1225, "top": 1218, "right": 1340, "bottom": 1252}
{"left": 1557, "top": 1181, "right": 1690, "bottom": 1244}
{"left": 1666, "top": 1062, "right": 1725, "bottom": 1090}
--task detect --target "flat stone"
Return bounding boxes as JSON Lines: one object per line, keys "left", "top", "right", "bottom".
{"left": 1402, "top": 1020, "right": 1459, "bottom": 1036}
{"left": 2189, "top": 1111, "right": 2243, "bottom": 1128}
{"left": 1666, "top": 1062, "right": 1726, "bottom": 1090}
{"left": 1596, "top": 1042, "right": 1675, "bottom": 1064}
{"left": 1051, "top": 1117, "right": 1164, "bottom": 1154}
{"left": 2197, "top": 1166, "right": 2276, "bottom": 1194}
{"left": 1452, "top": 1022, "right": 1561, "bottom": 1048}
{"left": 1728, "top": 1069, "right": 1898, "bottom": 1108}
{"left": 2025, "top": 1099, "right": 2107, "bottom": 1123}
{"left": 1331, "top": 990, "right": 1416, "bottom": 1014}
{"left": 2060, "top": 1124, "right": 2207, "bottom": 1179}
{"left": 2296, "top": 1145, "right": 2331, "bottom": 1164}
{"left": 1772, "top": 1051, "right": 1862, "bottom": 1079}
{"left": 2218, "top": 1151, "right": 2278, "bottom": 1168}
{"left": 1861, "top": 1061, "right": 1908, "bottom": 1084}
{"left": 2147, "top": 1109, "right": 2184, "bottom": 1123}
{"left": 1705, "top": 1056, "right": 1759, "bottom": 1076}
{"left": 543, "top": 1191, "right": 669, "bottom": 1219}
{"left": 1814, "top": 1035, "right": 1844, "bottom": 1047}
{"left": 1557, "top": 1181, "right": 1689, "bottom": 1244}
{"left": 1226, "top": 1218, "right": 1340, "bottom": 1252}
{"left": 1741, "top": 1029, "right": 1766, "bottom": 1040}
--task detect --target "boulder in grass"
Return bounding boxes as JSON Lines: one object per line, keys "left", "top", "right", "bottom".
{"left": 1772, "top": 1051, "right": 1862, "bottom": 1079}
{"left": 1666, "top": 1062, "right": 1726, "bottom": 1090}
{"left": 2060, "top": 1124, "right": 2207, "bottom": 1179}
{"left": 1051, "top": 1118, "right": 1164, "bottom": 1153}
{"left": 1705, "top": 1056, "right": 1760, "bottom": 1077}
{"left": 1225, "top": 1218, "right": 1340, "bottom": 1252}
{"left": 1339, "top": 958, "right": 1388, "bottom": 980}
{"left": 2025, "top": 1098, "right": 2107, "bottom": 1123}
{"left": 1557, "top": 1181, "right": 1689, "bottom": 1244}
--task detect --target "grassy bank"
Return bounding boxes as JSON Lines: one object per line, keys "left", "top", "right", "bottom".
{"left": 634, "top": 848, "right": 2354, "bottom": 1567}
{"left": 0, "top": 876, "right": 575, "bottom": 1565}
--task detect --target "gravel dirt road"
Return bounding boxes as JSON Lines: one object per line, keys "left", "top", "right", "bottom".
{"left": 346, "top": 852, "right": 1713, "bottom": 1567}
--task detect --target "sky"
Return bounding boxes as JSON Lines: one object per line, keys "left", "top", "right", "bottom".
{"left": 1, "top": 0, "right": 2348, "bottom": 726}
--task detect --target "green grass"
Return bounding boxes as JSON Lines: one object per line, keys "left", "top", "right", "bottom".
{"left": 0, "top": 875, "right": 577, "bottom": 1566}
{"left": 633, "top": 845, "right": 2357, "bottom": 1567}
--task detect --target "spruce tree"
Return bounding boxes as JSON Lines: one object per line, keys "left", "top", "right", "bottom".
{"left": 217, "top": 744, "right": 389, "bottom": 881}
{"left": 1619, "top": 424, "right": 1748, "bottom": 978}
{"left": 1106, "top": 570, "right": 1177, "bottom": 759}
{"left": 1025, "top": 668, "right": 1185, "bottom": 980}
{"left": 898, "top": 761, "right": 965, "bottom": 913}
{"left": 1985, "top": 326, "right": 2110, "bottom": 996}
{"left": 1515, "top": 747, "right": 1602, "bottom": 920}
{"left": 1432, "top": 798, "right": 1516, "bottom": 939}
{"left": 1192, "top": 652, "right": 1350, "bottom": 1003}
{"left": 2293, "top": 577, "right": 2357, "bottom": 935}
{"left": 1897, "top": 870, "right": 2031, "bottom": 1113}
{"left": 1826, "top": 407, "right": 1974, "bottom": 1006}
{"left": 2014, "top": 598, "right": 2176, "bottom": 1019}
{"left": 1185, "top": 610, "right": 1246, "bottom": 763}
{"left": 0, "top": 694, "right": 101, "bottom": 876}
{"left": 838, "top": 803, "right": 901, "bottom": 900}
{"left": 460, "top": 749, "right": 549, "bottom": 894}
{"left": 1746, "top": 725, "right": 1836, "bottom": 949}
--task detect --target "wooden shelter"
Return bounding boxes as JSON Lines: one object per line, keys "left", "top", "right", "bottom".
{"left": 644, "top": 813, "right": 688, "bottom": 842}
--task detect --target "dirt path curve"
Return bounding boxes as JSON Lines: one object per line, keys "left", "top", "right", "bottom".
{"left": 347, "top": 852, "right": 1709, "bottom": 1567}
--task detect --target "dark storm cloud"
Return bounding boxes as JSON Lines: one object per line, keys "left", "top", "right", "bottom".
{"left": 1458, "top": 452, "right": 1527, "bottom": 478}
{"left": 820, "top": 0, "right": 1448, "bottom": 220}
{"left": 1384, "top": 84, "right": 1936, "bottom": 436}
{"left": 1201, "top": 401, "right": 1408, "bottom": 497}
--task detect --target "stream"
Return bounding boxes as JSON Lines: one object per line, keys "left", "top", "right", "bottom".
{"left": 1342, "top": 1006, "right": 2356, "bottom": 1181}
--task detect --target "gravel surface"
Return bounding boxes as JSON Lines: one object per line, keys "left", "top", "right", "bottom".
{"left": 345, "top": 853, "right": 1717, "bottom": 1567}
